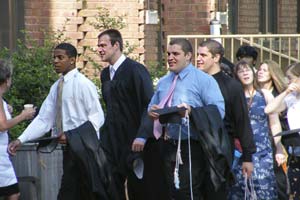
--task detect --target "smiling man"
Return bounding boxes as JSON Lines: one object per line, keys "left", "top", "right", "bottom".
{"left": 197, "top": 40, "right": 257, "bottom": 199}
{"left": 148, "top": 38, "right": 227, "bottom": 199}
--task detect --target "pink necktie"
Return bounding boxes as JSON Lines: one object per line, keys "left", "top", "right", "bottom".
{"left": 153, "top": 74, "right": 179, "bottom": 139}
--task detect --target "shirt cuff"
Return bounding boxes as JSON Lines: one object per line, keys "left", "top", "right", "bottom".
{"left": 135, "top": 137, "right": 147, "bottom": 144}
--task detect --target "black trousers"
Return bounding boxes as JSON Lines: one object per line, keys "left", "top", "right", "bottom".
{"left": 57, "top": 148, "right": 95, "bottom": 200}
{"left": 162, "top": 139, "right": 228, "bottom": 200}
{"left": 108, "top": 153, "right": 146, "bottom": 200}
{"left": 142, "top": 138, "right": 169, "bottom": 200}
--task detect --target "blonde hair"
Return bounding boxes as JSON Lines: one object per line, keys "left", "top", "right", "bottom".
{"left": 259, "top": 60, "right": 287, "bottom": 93}
{"left": 285, "top": 62, "right": 300, "bottom": 77}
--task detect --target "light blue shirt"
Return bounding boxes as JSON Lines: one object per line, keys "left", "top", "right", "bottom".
{"left": 148, "top": 63, "right": 225, "bottom": 140}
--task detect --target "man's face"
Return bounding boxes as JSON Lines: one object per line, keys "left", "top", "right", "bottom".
{"left": 196, "top": 46, "right": 218, "bottom": 74}
{"left": 53, "top": 49, "right": 75, "bottom": 75}
{"left": 167, "top": 44, "right": 191, "bottom": 73}
{"left": 97, "top": 34, "right": 118, "bottom": 64}
{"left": 239, "top": 56, "right": 256, "bottom": 68}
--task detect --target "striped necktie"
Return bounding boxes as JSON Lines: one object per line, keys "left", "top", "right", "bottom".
{"left": 53, "top": 77, "right": 63, "bottom": 137}
{"left": 110, "top": 66, "right": 115, "bottom": 80}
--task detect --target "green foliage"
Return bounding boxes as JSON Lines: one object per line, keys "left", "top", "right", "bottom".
{"left": 84, "top": 7, "right": 136, "bottom": 73}
{"left": 146, "top": 61, "right": 168, "bottom": 88}
{"left": 0, "top": 30, "right": 63, "bottom": 138}
{"left": 89, "top": 7, "right": 126, "bottom": 30}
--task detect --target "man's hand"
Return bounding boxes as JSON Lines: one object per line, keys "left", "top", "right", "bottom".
{"left": 132, "top": 138, "right": 146, "bottom": 152}
{"left": 148, "top": 105, "right": 160, "bottom": 119}
{"left": 7, "top": 139, "right": 21, "bottom": 156}
{"left": 177, "top": 103, "right": 191, "bottom": 117}
{"left": 242, "top": 161, "right": 253, "bottom": 178}
{"left": 58, "top": 133, "right": 67, "bottom": 144}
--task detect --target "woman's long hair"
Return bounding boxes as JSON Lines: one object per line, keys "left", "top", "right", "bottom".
{"left": 259, "top": 60, "right": 287, "bottom": 93}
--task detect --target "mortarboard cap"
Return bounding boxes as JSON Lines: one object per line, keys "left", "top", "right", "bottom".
{"left": 155, "top": 106, "right": 187, "bottom": 124}
{"left": 127, "top": 152, "right": 144, "bottom": 179}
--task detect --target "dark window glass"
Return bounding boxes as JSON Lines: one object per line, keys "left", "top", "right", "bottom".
{"left": 0, "top": 0, "right": 24, "bottom": 50}
{"left": 228, "top": 0, "right": 238, "bottom": 34}
{"left": 259, "top": 0, "right": 277, "bottom": 33}
{"left": 297, "top": 0, "right": 300, "bottom": 33}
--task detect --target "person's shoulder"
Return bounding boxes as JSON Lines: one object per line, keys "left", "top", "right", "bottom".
{"left": 76, "top": 72, "right": 96, "bottom": 86}
{"left": 124, "top": 58, "right": 150, "bottom": 76}
{"left": 124, "top": 57, "right": 144, "bottom": 67}
{"left": 260, "top": 88, "right": 274, "bottom": 103}
{"left": 191, "top": 66, "right": 210, "bottom": 78}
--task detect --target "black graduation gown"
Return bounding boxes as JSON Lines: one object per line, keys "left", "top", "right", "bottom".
{"left": 100, "top": 57, "right": 153, "bottom": 175}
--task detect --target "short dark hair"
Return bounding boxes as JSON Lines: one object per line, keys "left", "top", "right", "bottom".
{"left": 169, "top": 38, "right": 193, "bottom": 55}
{"left": 98, "top": 29, "right": 123, "bottom": 52}
{"left": 234, "top": 60, "right": 258, "bottom": 89}
{"left": 0, "top": 59, "right": 12, "bottom": 85}
{"left": 236, "top": 45, "right": 258, "bottom": 61}
{"left": 54, "top": 43, "right": 77, "bottom": 58}
{"left": 199, "top": 40, "right": 224, "bottom": 62}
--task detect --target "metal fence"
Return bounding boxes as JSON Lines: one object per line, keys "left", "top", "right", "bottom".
{"left": 167, "top": 34, "right": 300, "bottom": 69}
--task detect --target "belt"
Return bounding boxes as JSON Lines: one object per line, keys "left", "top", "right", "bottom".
{"left": 164, "top": 138, "right": 199, "bottom": 146}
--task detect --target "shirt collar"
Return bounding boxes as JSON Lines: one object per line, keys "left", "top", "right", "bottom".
{"left": 110, "top": 54, "right": 126, "bottom": 72}
{"left": 62, "top": 68, "right": 78, "bottom": 82}
{"left": 171, "top": 63, "right": 193, "bottom": 80}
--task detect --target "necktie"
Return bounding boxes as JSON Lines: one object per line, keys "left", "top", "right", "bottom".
{"left": 53, "top": 77, "right": 63, "bottom": 137}
{"left": 153, "top": 74, "right": 179, "bottom": 139}
{"left": 110, "top": 66, "right": 115, "bottom": 80}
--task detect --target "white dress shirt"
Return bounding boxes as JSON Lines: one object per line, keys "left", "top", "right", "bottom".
{"left": 109, "top": 54, "right": 126, "bottom": 80}
{"left": 18, "top": 68, "right": 104, "bottom": 143}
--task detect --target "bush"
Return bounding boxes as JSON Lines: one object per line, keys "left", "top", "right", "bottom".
{"left": 0, "top": 31, "right": 61, "bottom": 139}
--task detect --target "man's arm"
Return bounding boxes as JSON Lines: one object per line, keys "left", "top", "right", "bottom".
{"left": 131, "top": 65, "right": 154, "bottom": 152}
{"left": 198, "top": 76, "right": 225, "bottom": 118}
{"left": 8, "top": 86, "right": 57, "bottom": 155}
{"left": 82, "top": 81, "right": 104, "bottom": 132}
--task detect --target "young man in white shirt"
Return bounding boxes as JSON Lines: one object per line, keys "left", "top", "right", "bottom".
{"left": 8, "top": 43, "right": 105, "bottom": 199}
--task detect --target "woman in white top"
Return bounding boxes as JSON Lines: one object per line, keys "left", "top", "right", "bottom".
{"left": 0, "top": 60, "right": 35, "bottom": 200}
{"left": 265, "top": 62, "right": 300, "bottom": 199}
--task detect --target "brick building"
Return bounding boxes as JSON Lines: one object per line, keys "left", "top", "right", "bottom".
{"left": 1, "top": 0, "right": 300, "bottom": 76}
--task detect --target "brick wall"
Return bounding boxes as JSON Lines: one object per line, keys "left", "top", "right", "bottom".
{"left": 278, "top": 0, "right": 297, "bottom": 34}
{"left": 237, "top": 0, "right": 260, "bottom": 34}
{"left": 161, "top": 0, "right": 211, "bottom": 35}
{"left": 23, "top": 0, "right": 300, "bottom": 75}
{"left": 24, "top": 0, "right": 145, "bottom": 78}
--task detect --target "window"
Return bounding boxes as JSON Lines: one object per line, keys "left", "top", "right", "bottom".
{"left": 259, "top": 0, "right": 277, "bottom": 33}
{"left": 228, "top": 0, "right": 238, "bottom": 34}
{"left": 0, "top": 0, "right": 24, "bottom": 50}
{"left": 297, "top": 0, "right": 300, "bottom": 33}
